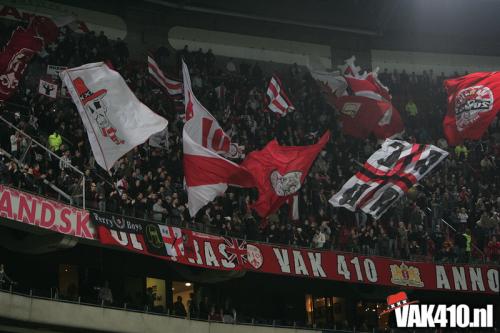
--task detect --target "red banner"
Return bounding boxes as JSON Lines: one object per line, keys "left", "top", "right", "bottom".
{"left": 1, "top": 187, "right": 496, "bottom": 295}
{"left": 0, "top": 186, "right": 95, "bottom": 239}
{"left": 90, "top": 210, "right": 499, "bottom": 295}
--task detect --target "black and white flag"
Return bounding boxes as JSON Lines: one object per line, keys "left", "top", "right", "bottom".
{"left": 329, "top": 139, "right": 448, "bottom": 219}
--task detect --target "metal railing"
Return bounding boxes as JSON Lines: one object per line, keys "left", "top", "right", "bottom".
{"left": 0, "top": 115, "right": 86, "bottom": 209}
{"left": 0, "top": 287, "right": 369, "bottom": 333}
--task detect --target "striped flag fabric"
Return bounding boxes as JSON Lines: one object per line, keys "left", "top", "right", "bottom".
{"left": 266, "top": 75, "right": 295, "bottom": 115}
{"left": 147, "top": 56, "right": 183, "bottom": 96}
{"left": 329, "top": 140, "right": 448, "bottom": 219}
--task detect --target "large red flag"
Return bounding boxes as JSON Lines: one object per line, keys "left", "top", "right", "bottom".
{"left": 0, "top": 28, "right": 43, "bottom": 101}
{"left": 241, "top": 131, "right": 330, "bottom": 218}
{"left": 335, "top": 96, "right": 403, "bottom": 139}
{"left": 443, "top": 72, "right": 500, "bottom": 145}
{"left": 0, "top": 16, "right": 58, "bottom": 101}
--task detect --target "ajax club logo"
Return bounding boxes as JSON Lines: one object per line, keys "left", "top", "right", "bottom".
{"left": 455, "top": 85, "right": 493, "bottom": 131}
{"left": 270, "top": 170, "right": 302, "bottom": 196}
{"left": 72, "top": 77, "right": 125, "bottom": 145}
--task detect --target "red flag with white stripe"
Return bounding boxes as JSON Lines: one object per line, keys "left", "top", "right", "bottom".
{"left": 147, "top": 56, "right": 183, "bottom": 97}
{"left": 266, "top": 75, "right": 295, "bottom": 116}
{"left": 182, "top": 60, "right": 244, "bottom": 159}
{"left": 182, "top": 61, "right": 254, "bottom": 216}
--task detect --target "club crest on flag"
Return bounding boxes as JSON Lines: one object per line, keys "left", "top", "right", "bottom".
{"left": 455, "top": 85, "right": 493, "bottom": 132}
{"left": 0, "top": 49, "right": 36, "bottom": 94}
{"left": 341, "top": 102, "right": 362, "bottom": 118}
{"left": 72, "top": 77, "right": 124, "bottom": 145}
{"left": 145, "top": 224, "right": 163, "bottom": 249}
{"left": 270, "top": 170, "right": 302, "bottom": 196}
{"left": 246, "top": 244, "right": 263, "bottom": 269}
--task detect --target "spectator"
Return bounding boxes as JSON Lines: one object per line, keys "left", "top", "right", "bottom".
{"left": 198, "top": 296, "right": 209, "bottom": 319}
{"left": 98, "top": 280, "right": 113, "bottom": 305}
{"left": 174, "top": 296, "right": 187, "bottom": 317}
{"left": 152, "top": 198, "right": 167, "bottom": 222}
{"left": 312, "top": 229, "right": 326, "bottom": 249}
{"left": 48, "top": 131, "right": 62, "bottom": 152}
{"left": 405, "top": 99, "right": 418, "bottom": 118}
{"left": 462, "top": 228, "right": 472, "bottom": 263}
{"left": 0, "top": 264, "right": 13, "bottom": 289}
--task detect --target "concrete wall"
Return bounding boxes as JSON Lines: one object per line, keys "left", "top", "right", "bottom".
{"left": 0, "top": 291, "right": 313, "bottom": 333}
{"left": 372, "top": 49, "right": 500, "bottom": 76}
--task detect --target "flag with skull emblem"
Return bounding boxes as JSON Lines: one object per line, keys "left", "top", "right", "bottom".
{"left": 241, "top": 131, "right": 330, "bottom": 218}
{"left": 61, "top": 62, "right": 168, "bottom": 170}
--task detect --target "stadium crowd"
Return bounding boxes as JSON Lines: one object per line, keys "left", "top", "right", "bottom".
{"left": 0, "top": 21, "right": 499, "bottom": 265}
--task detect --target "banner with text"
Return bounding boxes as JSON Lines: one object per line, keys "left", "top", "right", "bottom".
{"left": 0, "top": 185, "right": 95, "bottom": 239}
{"left": 90, "top": 210, "right": 499, "bottom": 295}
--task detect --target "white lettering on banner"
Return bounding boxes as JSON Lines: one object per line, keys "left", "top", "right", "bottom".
{"left": 0, "top": 186, "right": 95, "bottom": 239}
{"left": 204, "top": 242, "right": 219, "bottom": 267}
{"left": 307, "top": 252, "right": 326, "bottom": 277}
{"left": 292, "top": 250, "right": 309, "bottom": 276}
{"left": 336, "top": 255, "right": 378, "bottom": 283}
{"left": 187, "top": 240, "right": 203, "bottom": 265}
{"left": 337, "top": 255, "right": 351, "bottom": 280}
{"left": 219, "top": 243, "right": 235, "bottom": 269}
{"left": 486, "top": 269, "right": 499, "bottom": 292}
{"left": 110, "top": 230, "right": 144, "bottom": 251}
{"left": 452, "top": 267, "right": 467, "bottom": 290}
{"left": 47, "top": 65, "right": 68, "bottom": 76}
{"left": 130, "top": 234, "right": 143, "bottom": 251}
{"left": 273, "top": 248, "right": 291, "bottom": 273}
{"left": 469, "top": 268, "right": 485, "bottom": 292}
{"left": 436, "top": 265, "right": 451, "bottom": 290}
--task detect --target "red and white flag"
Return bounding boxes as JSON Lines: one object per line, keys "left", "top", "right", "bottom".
{"left": 266, "top": 75, "right": 295, "bottom": 115}
{"left": 336, "top": 95, "right": 404, "bottom": 139}
{"left": 443, "top": 72, "right": 500, "bottom": 145}
{"left": 38, "top": 78, "right": 58, "bottom": 98}
{"left": 182, "top": 60, "right": 254, "bottom": 216}
{"left": 61, "top": 62, "right": 168, "bottom": 170}
{"left": 183, "top": 128, "right": 255, "bottom": 217}
{"left": 0, "top": 27, "right": 43, "bottom": 101}
{"left": 182, "top": 60, "right": 244, "bottom": 159}
{"left": 241, "top": 131, "right": 330, "bottom": 218}
{"left": 147, "top": 55, "right": 183, "bottom": 96}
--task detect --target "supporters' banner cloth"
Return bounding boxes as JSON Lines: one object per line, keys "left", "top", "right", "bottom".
{"left": 1, "top": 185, "right": 496, "bottom": 295}
{"left": 91, "top": 210, "right": 248, "bottom": 269}
{"left": 266, "top": 75, "right": 295, "bottom": 115}
{"left": 182, "top": 60, "right": 254, "bottom": 216}
{"left": 242, "top": 131, "right": 330, "bottom": 218}
{"left": 183, "top": 128, "right": 255, "bottom": 217}
{"left": 149, "top": 127, "right": 169, "bottom": 150}
{"left": 312, "top": 57, "right": 403, "bottom": 140}
{"left": 38, "top": 79, "right": 58, "bottom": 98}
{"left": 0, "top": 185, "right": 95, "bottom": 239}
{"left": 330, "top": 140, "right": 448, "bottom": 219}
{"left": 61, "top": 62, "right": 168, "bottom": 170}
{"left": 0, "top": 27, "right": 43, "bottom": 101}
{"left": 336, "top": 96, "right": 404, "bottom": 139}
{"left": 88, "top": 209, "right": 499, "bottom": 295}
{"left": 0, "top": 16, "right": 59, "bottom": 101}
{"left": 47, "top": 64, "right": 68, "bottom": 76}
{"left": 182, "top": 60, "right": 244, "bottom": 159}
{"left": 443, "top": 72, "right": 500, "bottom": 145}
{"left": 147, "top": 56, "right": 183, "bottom": 96}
